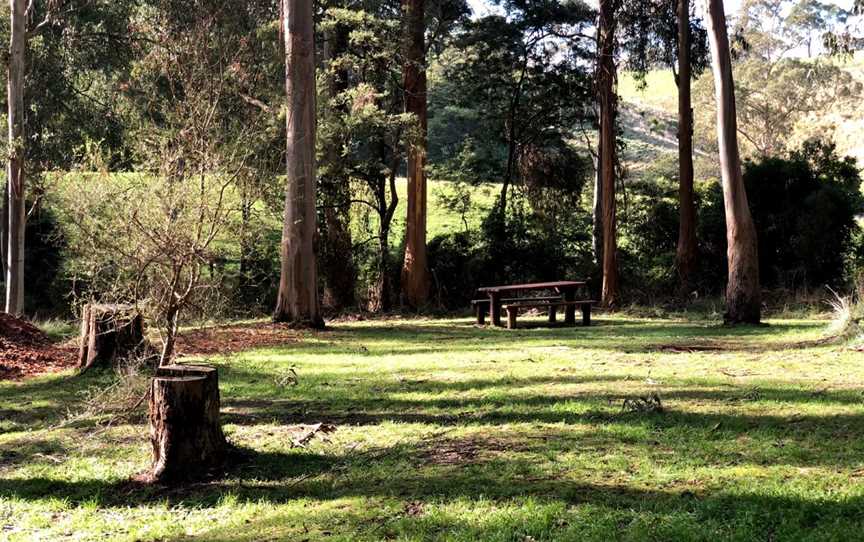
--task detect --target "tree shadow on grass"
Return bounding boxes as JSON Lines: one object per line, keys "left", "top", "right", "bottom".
{"left": 219, "top": 403, "right": 864, "bottom": 464}
{"left": 0, "top": 444, "right": 339, "bottom": 508}
{"left": 175, "top": 479, "right": 864, "bottom": 542}
{"left": 0, "top": 317, "right": 827, "bottom": 434}
{"left": 4, "top": 433, "right": 864, "bottom": 542}
{"left": 309, "top": 318, "right": 827, "bottom": 356}
{"left": 0, "top": 370, "right": 120, "bottom": 432}
{"left": 0, "top": 437, "right": 69, "bottom": 470}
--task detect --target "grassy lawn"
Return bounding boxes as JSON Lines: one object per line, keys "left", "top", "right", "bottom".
{"left": 2, "top": 315, "right": 864, "bottom": 541}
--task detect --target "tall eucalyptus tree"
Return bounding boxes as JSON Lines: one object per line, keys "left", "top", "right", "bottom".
{"left": 619, "top": 0, "right": 708, "bottom": 294}
{"left": 6, "top": 0, "right": 27, "bottom": 315}
{"left": 400, "top": 0, "right": 431, "bottom": 308}
{"left": 597, "top": 0, "right": 620, "bottom": 307}
{"left": 274, "top": 0, "right": 324, "bottom": 327}
{"left": 705, "top": 0, "right": 761, "bottom": 323}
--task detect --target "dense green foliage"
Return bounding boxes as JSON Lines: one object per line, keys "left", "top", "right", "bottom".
{"left": 0, "top": 0, "right": 860, "bottom": 320}
{"left": 620, "top": 140, "right": 864, "bottom": 298}
{"left": 742, "top": 141, "right": 864, "bottom": 287}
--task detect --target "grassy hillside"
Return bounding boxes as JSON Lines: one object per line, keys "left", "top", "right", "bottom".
{"left": 390, "top": 178, "right": 499, "bottom": 242}
{"left": 618, "top": 53, "right": 864, "bottom": 167}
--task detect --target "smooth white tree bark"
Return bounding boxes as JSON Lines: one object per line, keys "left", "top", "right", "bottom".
{"left": 6, "top": 0, "right": 27, "bottom": 315}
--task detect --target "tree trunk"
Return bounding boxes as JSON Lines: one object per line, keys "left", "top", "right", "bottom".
{"left": 591, "top": 30, "right": 604, "bottom": 272}
{"left": 592, "top": 141, "right": 603, "bottom": 266}
{"left": 146, "top": 364, "right": 227, "bottom": 485}
{"left": 274, "top": 0, "right": 323, "bottom": 328}
{"left": 369, "top": 229, "right": 392, "bottom": 313}
{"left": 400, "top": 0, "right": 430, "bottom": 308}
{"left": 5, "top": 0, "right": 27, "bottom": 316}
{"left": 238, "top": 190, "right": 251, "bottom": 280}
{"left": 676, "top": 0, "right": 697, "bottom": 294}
{"left": 321, "top": 205, "right": 355, "bottom": 309}
{"left": 1, "top": 179, "right": 8, "bottom": 271}
{"left": 705, "top": 0, "right": 761, "bottom": 324}
{"left": 598, "top": 0, "right": 620, "bottom": 308}
{"left": 78, "top": 303, "right": 146, "bottom": 371}
{"left": 320, "top": 24, "right": 356, "bottom": 310}
{"left": 159, "top": 305, "right": 180, "bottom": 366}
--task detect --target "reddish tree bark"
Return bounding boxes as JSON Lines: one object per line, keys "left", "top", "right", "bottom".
{"left": 705, "top": 0, "right": 761, "bottom": 324}
{"left": 598, "top": 0, "right": 620, "bottom": 308}
{"left": 676, "top": 0, "right": 697, "bottom": 294}
{"left": 400, "top": 0, "right": 431, "bottom": 308}
{"left": 274, "top": 0, "right": 323, "bottom": 327}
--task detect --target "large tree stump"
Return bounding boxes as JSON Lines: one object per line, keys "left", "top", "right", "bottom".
{"left": 78, "top": 303, "right": 146, "bottom": 371}
{"left": 146, "top": 364, "right": 227, "bottom": 484}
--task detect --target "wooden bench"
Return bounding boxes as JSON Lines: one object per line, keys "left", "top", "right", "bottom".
{"left": 472, "top": 296, "right": 562, "bottom": 325}
{"left": 503, "top": 300, "right": 596, "bottom": 329}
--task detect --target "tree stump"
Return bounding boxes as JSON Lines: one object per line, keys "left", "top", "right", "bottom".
{"left": 146, "top": 364, "right": 227, "bottom": 484}
{"left": 78, "top": 303, "right": 146, "bottom": 371}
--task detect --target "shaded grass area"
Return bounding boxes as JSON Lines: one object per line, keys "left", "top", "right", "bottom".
{"left": 33, "top": 319, "right": 79, "bottom": 343}
{"left": 2, "top": 316, "right": 864, "bottom": 541}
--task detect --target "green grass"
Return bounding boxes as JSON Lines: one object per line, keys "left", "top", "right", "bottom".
{"left": 618, "top": 70, "right": 679, "bottom": 112}
{"left": 2, "top": 315, "right": 864, "bottom": 541}
{"left": 363, "top": 177, "right": 499, "bottom": 248}
{"left": 33, "top": 319, "right": 79, "bottom": 343}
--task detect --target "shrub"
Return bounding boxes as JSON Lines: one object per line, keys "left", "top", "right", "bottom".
{"left": 827, "top": 272, "right": 864, "bottom": 343}
{"left": 428, "top": 189, "right": 594, "bottom": 309}
{"left": 739, "top": 143, "right": 860, "bottom": 288}
{"left": 22, "top": 204, "right": 67, "bottom": 316}
{"left": 741, "top": 140, "right": 862, "bottom": 289}
{"left": 619, "top": 140, "right": 862, "bottom": 299}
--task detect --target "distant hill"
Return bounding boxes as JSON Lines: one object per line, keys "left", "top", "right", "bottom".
{"left": 617, "top": 53, "right": 864, "bottom": 178}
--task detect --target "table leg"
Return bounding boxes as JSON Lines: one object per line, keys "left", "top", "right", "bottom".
{"left": 490, "top": 293, "right": 502, "bottom": 327}
{"left": 475, "top": 303, "right": 486, "bottom": 325}
{"left": 564, "top": 288, "right": 576, "bottom": 325}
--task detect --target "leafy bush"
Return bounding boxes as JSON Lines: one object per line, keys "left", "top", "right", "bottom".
{"left": 737, "top": 140, "right": 862, "bottom": 289}
{"left": 0, "top": 199, "right": 68, "bottom": 317}
{"left": 620, "top": 140, "right": 863, "bottom": 298}
{"left": 618, "top": 177, "right": 680, "bottom": 299}
{"left": 22, "top": 205, "right": 67, "bottom": 316}
{"left": 427, "top": 231, "right": 484, "bottom": 308}
{"left": 428, "top": 189, "right": 594, "bottom": 309}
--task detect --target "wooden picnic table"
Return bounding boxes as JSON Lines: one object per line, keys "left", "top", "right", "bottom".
{"left": 477, "top": 280, "right": 587, "bottom": 327}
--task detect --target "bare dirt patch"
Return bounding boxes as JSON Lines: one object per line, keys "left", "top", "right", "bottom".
{"left": 175, "top": 321, "right": 300, "bottom": 356}
{"left": 655, "top": 343, "right": 726, "bottom": 354}
{"left": 419, "top": 436, "right": 525, "bottom": 466}
{"left": 0, "top": 314, "right": 75, "bottom": 380}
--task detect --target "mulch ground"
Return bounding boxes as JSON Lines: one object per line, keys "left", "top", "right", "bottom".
{"left": 0, "top": 313, "right": 76, "bottom": 381}
{"left": 0, "top": 318, "right": 301, "bottom": 382}
{"left": 174, "top": 322, "right": 300, "bottom": 356}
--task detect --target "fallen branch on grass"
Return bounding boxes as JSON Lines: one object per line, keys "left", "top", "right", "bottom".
{"left": 290, "top": 423, "right": 337, "bottom": 448}
{"left": 622, "top": 393, "right": 664, "bottom": 414}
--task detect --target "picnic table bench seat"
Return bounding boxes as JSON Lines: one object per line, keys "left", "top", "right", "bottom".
{"left": 502, "top": 299, "right": 596, "bottom": 329}
{"left": 475, "top": 280, "right": 588, "bottom": 327}
{"left": 471, "top": 296, "right": 562, "bottom": 324}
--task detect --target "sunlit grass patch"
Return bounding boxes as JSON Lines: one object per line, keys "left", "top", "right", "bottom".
{"left": 2, "top": 315, "right": 864, "bottom": 541}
